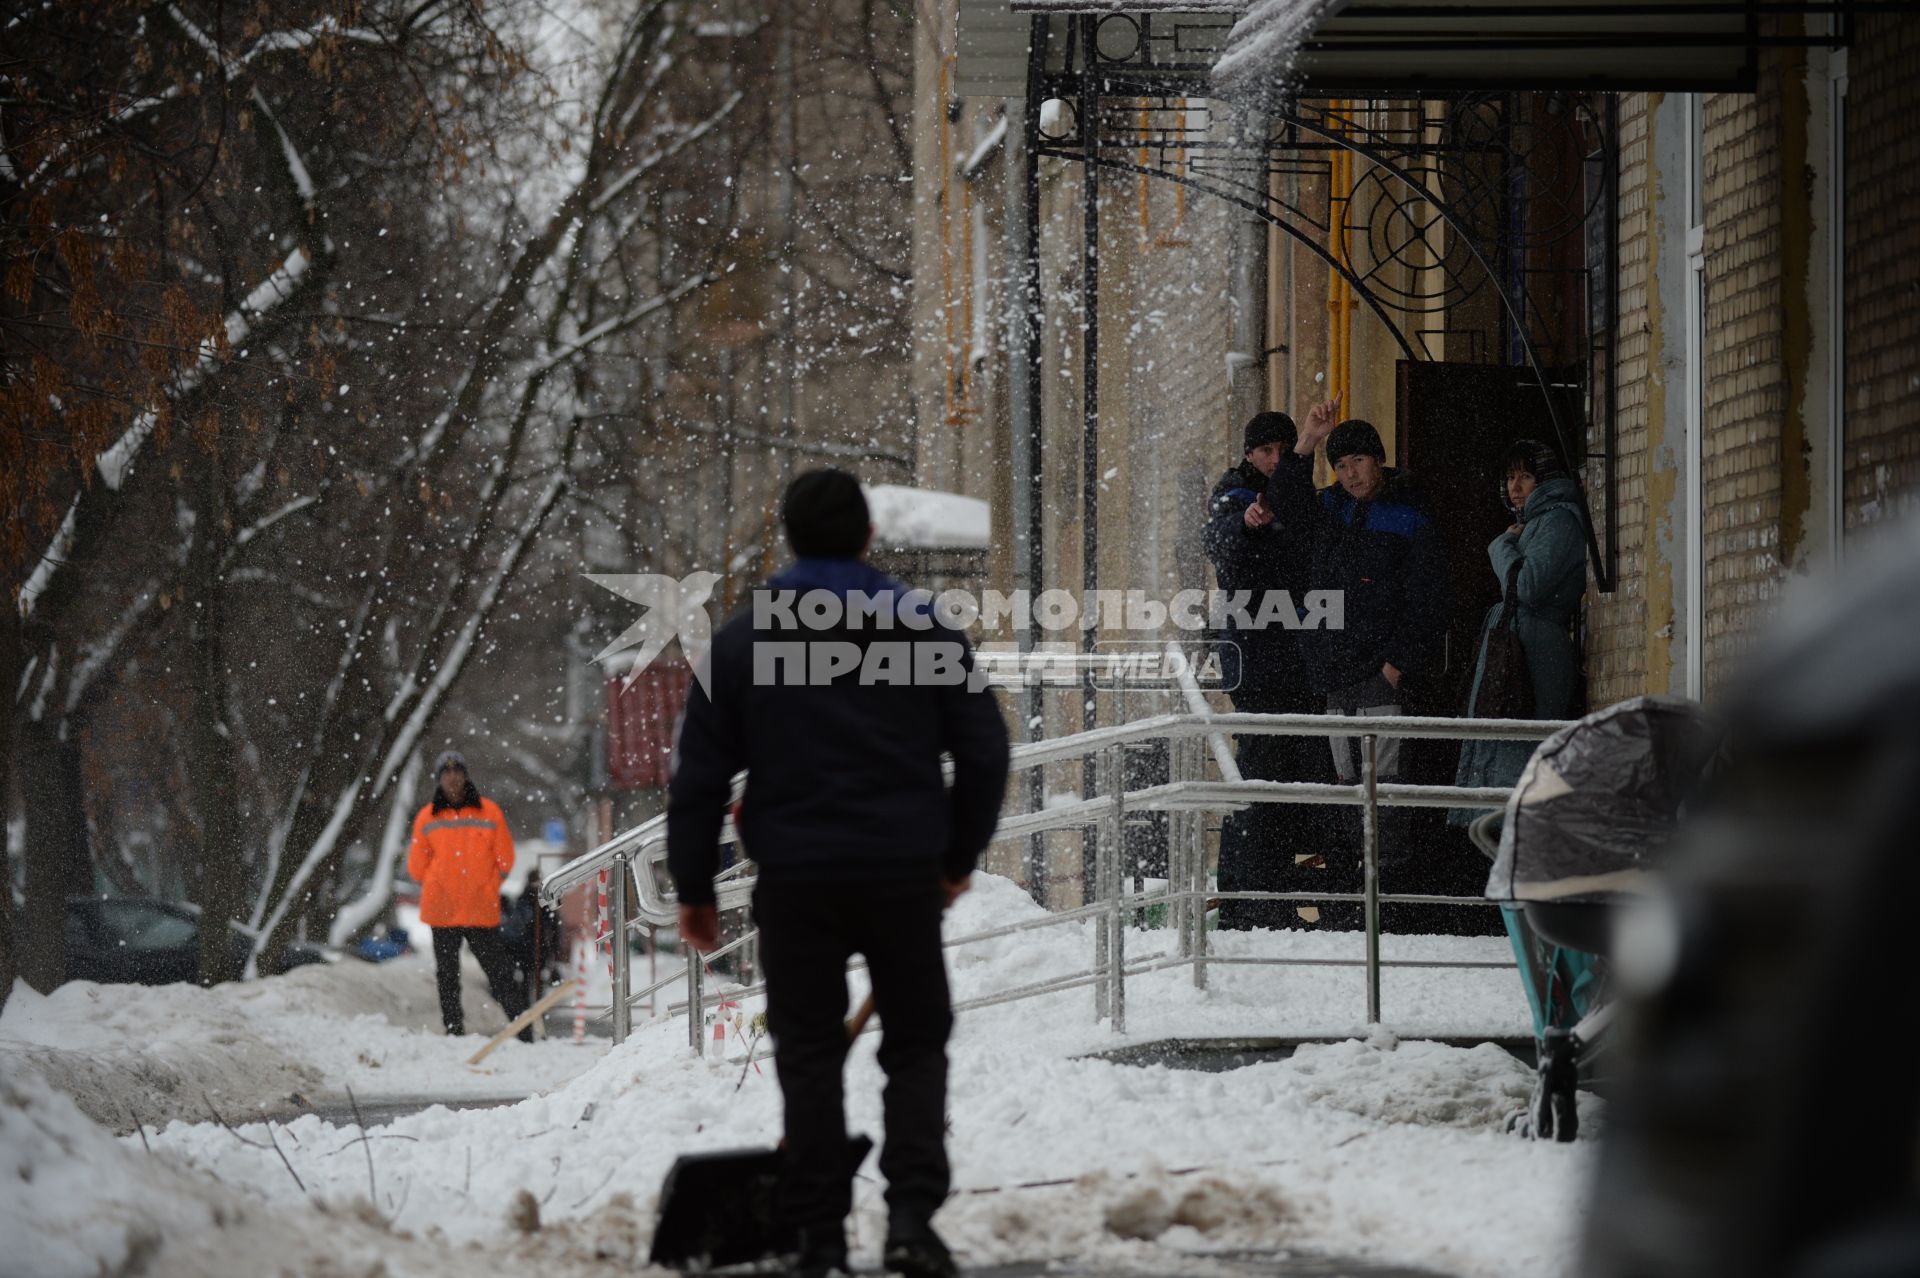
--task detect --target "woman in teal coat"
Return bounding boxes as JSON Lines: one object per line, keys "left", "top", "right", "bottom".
{"left": 1457, "top": 441, "right": 1594, "bottom": 1043}
{"left": 1451, "top": 440, "right": 1588, "bottom": 820}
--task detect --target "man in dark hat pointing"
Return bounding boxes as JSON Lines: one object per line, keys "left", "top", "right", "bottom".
{"left": 1203, "top": 411, "right": 1338, "bottom": 928}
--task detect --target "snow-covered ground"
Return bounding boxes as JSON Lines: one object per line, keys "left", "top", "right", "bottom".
{"left": 1, "top": 950, "right": 600, "bottom": 1131}
{"left": 1, "top": 874, "right": 1593, "bottom": 1277}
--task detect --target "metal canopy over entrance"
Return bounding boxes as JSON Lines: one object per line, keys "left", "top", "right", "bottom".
{"left": 987, "top": 6, "right": 1630, "bottom": 899}
{"left": 995, "top": 4, "right": 1625, "bottom": 615}
{"left": 1218, "top": 0, "right": 1768, "bottom": 94}
{"left": 966, "top": 0, "right": 1887, "bottom": 902}
{"left": 962, "top": 0, "right": 1868, "bottom": 98}
{"left": 970, "top": 0, "right": 1885, "bottom": 607}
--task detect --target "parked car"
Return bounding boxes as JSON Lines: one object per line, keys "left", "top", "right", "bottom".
{"left": 353, "top": 926, "right": 413, "bottom": 962}
{"left": 64, "top": 896, "right": 337, "bottom": 985}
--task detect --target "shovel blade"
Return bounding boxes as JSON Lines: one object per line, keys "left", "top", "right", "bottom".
{"left": 648, "top": 1134, "right": 874, "bottom": 1270}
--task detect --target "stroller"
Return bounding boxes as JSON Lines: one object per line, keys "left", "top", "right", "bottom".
{"left": 1469, "top": 695, "right": 1719, "bottom": 1141}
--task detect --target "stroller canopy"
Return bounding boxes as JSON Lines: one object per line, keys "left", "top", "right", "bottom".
{"left": 1487, "top": 696, "right": 1719, "bottom": 904}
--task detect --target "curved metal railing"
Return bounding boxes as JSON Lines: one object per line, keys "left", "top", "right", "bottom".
{"left": 543, "top": 691, "right": 1566, "bottom": 1046}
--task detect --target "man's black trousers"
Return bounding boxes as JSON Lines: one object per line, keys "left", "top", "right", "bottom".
{"left": 1217, "top": 683, "right": 1341, "bottom": 931}
{"left": 430, "top": 925, "right": 530, "bottom": 1036}
{"left": 752, "top": 878, "right": 952, "bottom": 1235}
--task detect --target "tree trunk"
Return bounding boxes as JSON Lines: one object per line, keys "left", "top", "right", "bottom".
{"left": 329, "top": 756, "right": 424, "bottom": 947}
{"left": 17, "top": 714, "right": 90, "bottom": 992}
{"left": 0, "top": 592, "right": 18, "bottom": 1011}
{"left": 0, "top": 857, "right": 15, "bottom": 1013}
{"left": 187, "top": 464, "right": 246, "bottom": 986}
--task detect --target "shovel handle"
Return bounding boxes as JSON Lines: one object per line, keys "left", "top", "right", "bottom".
{"left": 845, "top": 992, "right": 877, "bottom": 1042}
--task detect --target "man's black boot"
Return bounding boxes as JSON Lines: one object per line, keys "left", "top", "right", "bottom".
{"left": 792, "top": 1224, "right": 851, "bottom": 1278}
{"left": 883, "top": 1219, "right": 957, "bottom": 1278}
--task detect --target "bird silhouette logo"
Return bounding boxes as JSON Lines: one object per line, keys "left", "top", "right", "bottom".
{"left": 587, "top": 571, "right": 722, "bottom": 695}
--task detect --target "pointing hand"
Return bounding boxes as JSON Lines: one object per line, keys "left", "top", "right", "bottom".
{"left": 1297, "top": 392, "right": 1343, "bottom": 455}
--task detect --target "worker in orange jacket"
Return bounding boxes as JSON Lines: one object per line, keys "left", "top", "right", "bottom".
{"left": 408, "top": 750, "right": 531, "bottom": 1039}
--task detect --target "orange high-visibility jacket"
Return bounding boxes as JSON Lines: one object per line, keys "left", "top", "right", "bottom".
{"left": 407, "top": 797, "right": 515, "bottom": 927}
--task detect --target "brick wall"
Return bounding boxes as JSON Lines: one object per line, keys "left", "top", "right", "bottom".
{"left": 1587, "top": 27, "right": 1920, "bottom": 705}
{"left": 1843, "top": 17, "right": 1920, "bottom": 529}
{"left": 1583, "top": 92, "right": 1654, "bottom": 705}
{"left": 1699, "top": 71, "right": 1790, "bottom": 688}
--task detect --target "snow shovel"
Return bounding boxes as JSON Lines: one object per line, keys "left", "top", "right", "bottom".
{"left": 648, "top": 993, "right": 878, "bottom": 1271}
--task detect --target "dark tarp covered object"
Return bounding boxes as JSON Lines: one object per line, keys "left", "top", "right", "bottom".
{"left": 1486, "top": 695, "right": 1718, "bottom": 904}
{"left": 1577, "top": 517, "right": 1920, "bottom": 1278}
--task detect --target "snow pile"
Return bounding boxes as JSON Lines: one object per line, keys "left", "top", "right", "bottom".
{"left": 0, "top": 978, "right": 324, "bottom": 1131}
{"left": 943, "top": 1168, "right": 1312, "bottom": 1275}
{"left": 1, "top": 1071, "right": 227, "bottom": 1278}
{"left": 0, "top": 1071, "right": 430, "bottom": 1278}
{"left": 865, "top": 484, "right": 992, "bottom": 550}
{"left": 1287, "top": 1031, "right": 1536, "bottom": 1129}
{"left": 0, "top": 952, "right": 601, "bottom": 1130}
{"left": 108, "top": 872, "right": 1586, "bottom": 1276}
{"left": 1098, "top": 1171, "right": 1300, "bottom": 1243}
{"left": 933, "top": 1038, "right": 1580, "bottom": 1275}
{"left": 0, "top": 1070, "right": 673, "bottom": 1278}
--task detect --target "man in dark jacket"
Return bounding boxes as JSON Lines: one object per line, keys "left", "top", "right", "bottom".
{"left": 1267, "top": 398, "right": 1451, "bottom": 890}
{"left": 1202, "top": 411, "right": 1335, "bottom": 929}
{"left": 667, "top": 469, "right": 1010, "bottom": 1278}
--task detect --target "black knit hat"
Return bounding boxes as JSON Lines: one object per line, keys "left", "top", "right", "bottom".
{"left": 782, "top": 468, "right": 871, "bottom": 559}
{"left": 1504, "top": 438, "right": 1568, "bottom": 482}
{"left": 1242, "top": 411, "right": 1296, "bottom": 454}
{"left": 1326, "top": 419, "right": 1386, "bottom": 464}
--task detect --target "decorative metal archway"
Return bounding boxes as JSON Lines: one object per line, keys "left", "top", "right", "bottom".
{"left": 1002, "top": 10, "right": 1623, "bottom": 900}
{"left": 1010, "top": 9, "right": 1620, "bottom": 623}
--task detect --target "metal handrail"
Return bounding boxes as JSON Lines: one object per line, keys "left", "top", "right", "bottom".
{"left": 556, "top": 778, "right": 1527, "bottom": 926}
{"left": 541, "top": 703, "right": 1567, "bottom": 1046}
{"left": 542, "top": 708, "right": 1559, "bottom": 904}
{"left": 553, "top": 771, "right": 1521, "bottom": 937}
